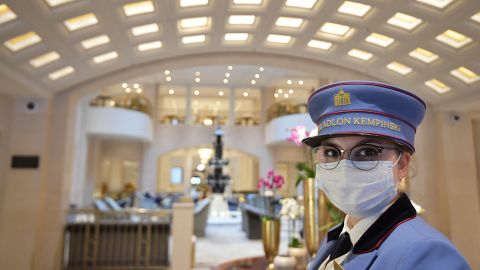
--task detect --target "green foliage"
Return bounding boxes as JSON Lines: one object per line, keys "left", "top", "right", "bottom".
{"left": 288, "top": 237, "right": 304, "bottom": 248}
{"left": 319, "top": 201, "right": 344, "bottom": 232}
{"left": 295, "top": 162, "right": 315, "bottom": 187}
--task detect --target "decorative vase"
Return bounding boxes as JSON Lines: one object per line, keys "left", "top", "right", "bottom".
{"left": 303, "top": 177, "right": 320, "bottom": 257}
{"left": 262, "top": 217, "right": 281, "bottom": 270}
{"left": 273, "top": 254, "right": 296, "bottom": 270}
{"left": 318, "top": 191, "right": 333, "bottom": 241}
{"left": 288, "top": 246, "right": 308, "bottom": 270}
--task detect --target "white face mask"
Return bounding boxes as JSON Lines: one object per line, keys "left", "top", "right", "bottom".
{"left": 315, "top": 156, "right": 401, "bottom": 218}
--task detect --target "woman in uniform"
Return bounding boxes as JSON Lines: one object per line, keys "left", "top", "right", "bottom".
{"left": 302, "top": 81, "right": 470, "bottom": 270}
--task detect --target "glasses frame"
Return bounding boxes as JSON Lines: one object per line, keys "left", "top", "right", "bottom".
{"left": 313, "top": 143, "right": 401, "bottom": 171}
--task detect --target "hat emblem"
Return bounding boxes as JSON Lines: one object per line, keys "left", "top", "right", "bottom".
{"left": 334, "top": 88, "right": 351, "bottom": 107}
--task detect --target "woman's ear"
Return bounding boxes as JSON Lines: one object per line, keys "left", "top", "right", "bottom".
{"left": 398, "top": 151, "right": 411, "bottom": 179}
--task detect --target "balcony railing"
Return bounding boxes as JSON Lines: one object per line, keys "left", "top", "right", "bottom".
{"left": 90, "top": 94, "right": 153, "bottom": 116}
{"left": 267, "top": 102, "right": 307, "bottom": 122}
{"left": 63, "top": 208, "right": 171, "bottom": 270}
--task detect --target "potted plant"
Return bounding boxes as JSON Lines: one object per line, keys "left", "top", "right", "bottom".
{"left": 280, "top": 197, "right": 308, "bottom": 269}
{"left": 258, "top": 170, "right": 285, "bottom": 269}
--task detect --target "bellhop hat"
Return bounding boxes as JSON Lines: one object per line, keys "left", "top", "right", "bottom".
{"left": 302, "top": 81, "right": 426, "bottom": 153}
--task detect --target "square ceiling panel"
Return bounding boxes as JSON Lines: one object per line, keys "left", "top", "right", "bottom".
{"left": 123, "top": 1, "right": 155, "bottom": 16}
{"left": 0, "top": 4, "right": 17, "bottom": 25}
{"left": 64, "top": 13, "right": 98, "bottom": 31}
{"left": 4, "top": 32, "right": 42, "bottom": 52}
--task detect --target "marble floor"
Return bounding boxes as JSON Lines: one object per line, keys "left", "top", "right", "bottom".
{"left": 194, "top": 217, "right": 294, "bottom": 269}
{"left": 194, "top": 223, "right": 264, "bottom": 269}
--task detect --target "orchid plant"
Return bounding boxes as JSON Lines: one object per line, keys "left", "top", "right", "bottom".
{"left": 280, "top": 197, "right": 305, "bottom": 248}
{"left": 257, "top": 169, "right": 285, "bottom": 197}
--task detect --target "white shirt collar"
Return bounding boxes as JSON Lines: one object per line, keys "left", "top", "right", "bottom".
{"left": 339, "top": 202, "right": 393, "bottom": 246}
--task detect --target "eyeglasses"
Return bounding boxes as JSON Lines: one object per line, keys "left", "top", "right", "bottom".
{"left": 312, "top": 143, "right": 400, "bottom": 171}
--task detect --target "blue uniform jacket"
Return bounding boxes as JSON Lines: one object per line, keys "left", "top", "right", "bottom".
{"left": 307, "top": 194, "right": 471, "bottom": 270}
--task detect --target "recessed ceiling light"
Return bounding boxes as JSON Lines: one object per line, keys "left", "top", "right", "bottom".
{"left": 4, "top": 32, "right": 42, "bottom": 52}
{"left": 436, "top": 29, "right": 472, "bottom": 49}
{"left": 44, "top": 0, "right": 74, "bottom": 7}
{"left": 288, "top": 89, "right": 293, "bottom": 94}
{"left": 307, "top": 39, "right": 332, "bottom": 50}
{"left": 425, "top": 79, "right": 450, "bottom": 94}
{"left": 225, "top": 73, "right": 231, "bottom": 77}
{"left": 180, "top": 0, "right": 209, "bottom": 7}
{"left": 81, "top": 35, "right": 110, "bottom": 49}
{"left": 131, "top": 23, "right": 159, "bottom": 36}
{"left": 133, "top": 83, "right": 139, "bottom": 88}
{"left": 123, "top": 1, "right": 155, "bottom": 16}
{"left": 284, "top": 93, "right": 289, "bottom": 98}
{"left": 275, "top": 17, "right": 304, "bottom": 28}
{"left": 195, "top": 71, "right": 201, "bottom": 76}
{"left": 254, "top": 74, "right": 260, "bottom": 78}
{"left": 125, "top": 87, "right": 132, "bottom": 93}
{"left": 387, "top": 13, "right": 422, "bottom": 31}
{"left": 228, "top": 15, "right": 256, "bottom": 25}
{"left": 136, "top": 88, "right": 143, "bottom": 94}
{"left": 0, "top": 4, "right": 17, "bottom": 25}
{"left": 285, "top": 0, "right": 317, "bottom": 9}
{"left": 219, "top": 90, "right": 224, "bottom": 96}
{"left": 138, "top": 40, "right": 162, "bottom": 51}
{"left": 320, "top": 22, "right": 351, "bottom": 36}
{"left": 387, "top": 62, "right": 413, "bottom": 75}
{"left": 299, "top": 80, "right": 303, "bottom": 85}
{"left": 169, "top": 89, "right": 175, "bottom": 95}
{"left": 416, "top": 0, "right": 455, "bottom": 9}
{"left": 166, "top": 76, "right": 172, "bottom": 81}
{"left": 338, "top": 1, "right": 371, "bottom": 17}
{"left": 287, "top": 80, "right": 292, "bottom": 84}
{"left": 194, "top": 90, "right": 200, "bottom": 95}
{"left": 93, "top": 51, "right": 118, "bottom": 64}
{"left": 348, "top": 48, "right": 373, "bottom": 61}
{"left": 409, "top": 48, "right": 438, "bottom": 63}
{"left": 259, "top": 67, "right": 264, "bottom": 72}
{"left": 450, "top": 66, "right": 479, "bottom": 84}
{"left": 224, "top": 33, "right": 249, "bottom": 41}
{"left": 228, "top": 66, "right": 233, "bottom": 70}
{"left": 472, "top": 12, "right": 480, "bottom": 23}
{"left": 64, "top": 13, "right": 98, "bottom": 31}
{"left": 29, "top": 51, "right": 60, "bottom": 68}
{"left": 165, "top": 70, "right": 170, "bottom": 75}
{"left": 266, "top": 34, "right": 292, "bottom": 44}
{"left": 251, "top": 80, "right": 256, "bottom": 85}
{"left": 48, "top": 66, "right": 74, "bottom": 80}
{"left": 274, "top": 93, "right": 279, "bottom": 98}
{"left": 180, "top": 17, "right": 208, "bottom": 29}
{"left": 365, "top": 33, "right": 395, "bottom": 47}
{"left": 195, "top": 77, "right": 201, "bottom": 82}
{"left": 182, "top": 34, "right": 206, "bottom": 44}
{"left": 233, "top": 0, "right": 262, "bottom": 5}
{"left": 223, "top": 79, "right": 229, "bottom": 84}
{"left": 243, "top": 92, "right": 249, "bottom": 97}
{"left": 122, "top": 83, "right": 128, "bottom": 88}
{"left": 278, "top": 89, "right": 283, "bottom": 93}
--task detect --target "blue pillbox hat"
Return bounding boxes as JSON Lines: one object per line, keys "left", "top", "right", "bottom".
{"left": 302, "top": 81, "right": 426, "bottom": 153}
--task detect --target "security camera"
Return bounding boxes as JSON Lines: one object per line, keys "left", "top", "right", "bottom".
{"left": 26, "top": 101, "right": 36, "bottom": 111}
{"left": 24, "top": 101, "right": 38, "bottom": 113}
{"left": 450, "top": 113, "right": 461, "bottom": 123}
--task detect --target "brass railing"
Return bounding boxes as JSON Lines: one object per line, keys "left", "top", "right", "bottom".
{"left": 266, "top": 102, "right": 307, "bottom": 122}
{"left": 90, "top": 94, "right": 153, "bottom": 116}
{"left": 63, "top": 208, "right": 172, "bottom": 270}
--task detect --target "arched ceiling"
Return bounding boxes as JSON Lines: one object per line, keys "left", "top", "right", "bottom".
{"left": 0, "top": 0, "right": 479, "bottom": 107}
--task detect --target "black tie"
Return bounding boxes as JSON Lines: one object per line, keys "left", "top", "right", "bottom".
{"left": 328, "top": 232, "right": 353, "bottom": 263}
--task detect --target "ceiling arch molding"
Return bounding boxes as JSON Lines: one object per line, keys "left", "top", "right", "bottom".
{"left": 67, "top": 51, "right": 381, "bottom": 100}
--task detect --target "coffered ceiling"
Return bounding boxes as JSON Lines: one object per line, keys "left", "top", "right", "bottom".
{"left": 0, "top": 0, "right": 479, "bottom": 107}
